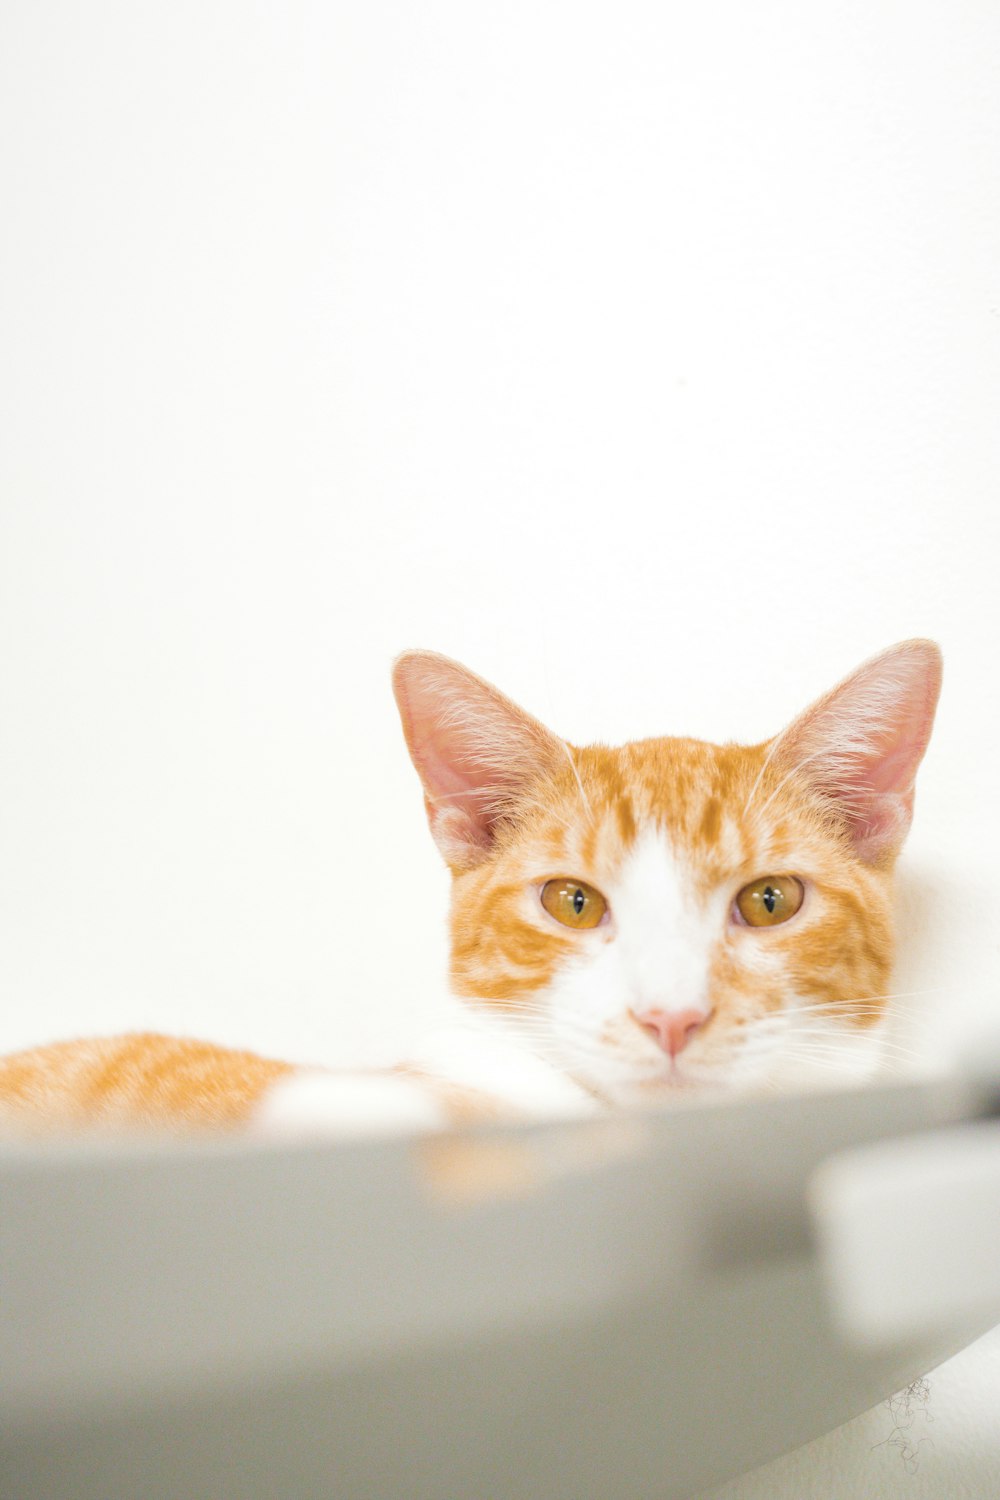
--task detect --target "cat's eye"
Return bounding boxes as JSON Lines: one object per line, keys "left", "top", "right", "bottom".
{"left": 540, "top": 878, "right": 608, "bottom": 930}
{"left": 735, "top": 876, "right": 805, "bottom": 928}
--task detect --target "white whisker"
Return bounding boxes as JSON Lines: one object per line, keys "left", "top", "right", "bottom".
{"left": 741, "top": 734, "right": 783, "bottom": 818}
{"left": 557, "top": 738, "right": 593, "bottom": 819}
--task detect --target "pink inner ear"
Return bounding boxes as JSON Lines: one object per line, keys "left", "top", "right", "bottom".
{"left": 397, "top": 663, "right": 513, "bottom": 810}
{"left": 775, "top": 641, "right": 942, "bottom": 864}
{"left": 866, "top": 737, "right": 928, "bottom": 795}
{"left": 392, "top": 651, "right": 563, "bottom": 870}
{"left": 849, "top": 652, "right": 941, "bottom": 796}
{"left": 411, "top": 726, "right": 481, "bottom": 802}
{"left": 411, "top": 722, "right": 500, "bottom": 858}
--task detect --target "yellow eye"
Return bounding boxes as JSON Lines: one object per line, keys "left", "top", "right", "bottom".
{"left": 735, "top": 876, "right": 805, "bottom": 928}
{"left": 540, "top": 878, "right": 608, "bottom": 930}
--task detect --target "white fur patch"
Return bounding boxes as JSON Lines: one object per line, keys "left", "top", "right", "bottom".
{"left": 533, "top": 826, "right": 725, "bottom": 1098}
{"left": 409, "top": 1012, "right": 599, "bottom": 1120}
{"left": 252, "top": 1071, "right": 446, "bottom": 1139}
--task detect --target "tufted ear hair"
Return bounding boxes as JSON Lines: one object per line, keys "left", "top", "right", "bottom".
{"left": 767, "top": 640, "right": 943, "bottom": 865}
{"left": 392, "top": 651, "right": 566, "bottom": 872}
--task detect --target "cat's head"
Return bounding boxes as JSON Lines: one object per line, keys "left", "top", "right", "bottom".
{"left": 392, "top": 642, "right": 942, "bottom": 1103}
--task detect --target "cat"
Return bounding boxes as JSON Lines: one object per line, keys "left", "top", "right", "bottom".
{"left": 0, "top": 639, "right": 942, "bottom": 1137}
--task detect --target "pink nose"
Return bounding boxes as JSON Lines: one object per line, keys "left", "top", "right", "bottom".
{"left": 633, "top": 1007, "right": 707, "bottom": 1058}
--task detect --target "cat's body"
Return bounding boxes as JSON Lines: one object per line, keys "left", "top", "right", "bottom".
{"left": 0, "top": 641, "right": 942, "bottom": 1137}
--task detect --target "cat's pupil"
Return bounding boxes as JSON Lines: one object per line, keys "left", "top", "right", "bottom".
{"left": 763, "top": 885, "right": 777, "bottom": 914}
{"left": 573, "top": 888, "right": 585, "bottom": 915}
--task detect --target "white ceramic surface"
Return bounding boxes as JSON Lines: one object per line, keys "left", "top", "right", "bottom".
{"left": 3, "top": 1076, "right": 997, "bottom": 1499}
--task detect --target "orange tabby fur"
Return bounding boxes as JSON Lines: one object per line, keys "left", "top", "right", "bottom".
{"left": 0, "top": 640, "right": 941, "bottom": 1134}
{"left": 0, "top": 1035, "right": 293, "bottom": 1134}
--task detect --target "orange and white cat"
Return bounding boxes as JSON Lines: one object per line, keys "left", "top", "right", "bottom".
{"left": 0, "top": 639, "right": 942, "bottom": 1136}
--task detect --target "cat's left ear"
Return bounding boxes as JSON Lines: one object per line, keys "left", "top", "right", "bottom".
{"left": 768, "top": 640, "right": 943, "bottom": 865}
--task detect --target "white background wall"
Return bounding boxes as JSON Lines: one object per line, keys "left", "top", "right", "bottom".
{"left": 2, "top": 2, "right": 999, "bottom": 1493}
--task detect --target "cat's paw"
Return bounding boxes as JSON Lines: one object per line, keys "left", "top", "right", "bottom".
{"left": 251, "top": 1070, "right": 446, "bottom": 1140}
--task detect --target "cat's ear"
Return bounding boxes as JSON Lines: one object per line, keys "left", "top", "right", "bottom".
{"left": 392, "top": 651, "right": 566, "bottom": 871}
{"left": 768, "top": 640, "right": 942, "bottom": 865}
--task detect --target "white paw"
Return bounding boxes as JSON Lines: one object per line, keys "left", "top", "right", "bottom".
{"left": 251, "top": 1070, "right": 446, "bottom": 1140}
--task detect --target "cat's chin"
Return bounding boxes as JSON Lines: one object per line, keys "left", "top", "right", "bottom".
{"left": 587, "top": 1066, "right": 731, "bottom": 1108}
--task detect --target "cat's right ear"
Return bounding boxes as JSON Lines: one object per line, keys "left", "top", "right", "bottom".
{"left": 392, "top": 651, "right": 565, "bottom": 871}
{"left": 767, "top": 639, "right": 943, "bottom": 865}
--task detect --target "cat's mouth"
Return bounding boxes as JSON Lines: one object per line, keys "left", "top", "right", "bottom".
{"left": 566, "top": 1047, "right": 728, "bottom": 1103}
{"left": 635, "top": 1068, "right": 705, "bottom": 1092}
{"left": 607, "top": 1059, "right": 722, "bottom": 1099}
